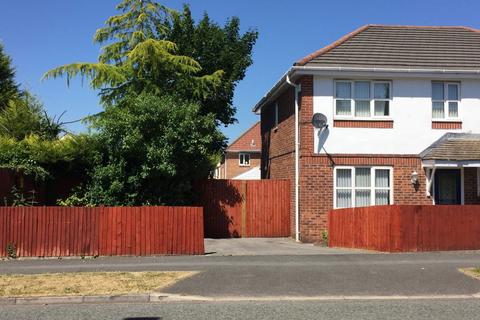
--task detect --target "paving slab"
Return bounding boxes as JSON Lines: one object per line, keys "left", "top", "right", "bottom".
{"left": 204, "top": 238, "right": 368, "bottom": 256}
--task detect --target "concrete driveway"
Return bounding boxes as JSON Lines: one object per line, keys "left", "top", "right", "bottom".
{"left": 204, "top": 237, "right": 367, "bottom": 256}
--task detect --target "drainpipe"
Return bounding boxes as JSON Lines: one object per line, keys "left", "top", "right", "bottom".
{"left": 286, "top": 74, "right": 301, "bottom": 242}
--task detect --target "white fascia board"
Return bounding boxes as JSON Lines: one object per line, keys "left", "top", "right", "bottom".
{"left": 252, "top": 68, "right": 300, "bottom": 114}
{"left": 293, "top": 66, "right": 480, "bottom": 79}
{"left": 422, "top": 160, "right": 480, "bottom": 168}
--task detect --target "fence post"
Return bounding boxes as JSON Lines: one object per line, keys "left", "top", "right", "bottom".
{"left": 241, "top": 181, "right": 247, "bottom": 237}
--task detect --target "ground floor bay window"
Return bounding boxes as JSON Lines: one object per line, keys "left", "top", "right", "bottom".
{"left": 334, "top": 166, "right": 393, "bottom": 208}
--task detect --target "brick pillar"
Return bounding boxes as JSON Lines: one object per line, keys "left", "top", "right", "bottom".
{"left": 298, "top": 76, "right": 314, "bottom": 156}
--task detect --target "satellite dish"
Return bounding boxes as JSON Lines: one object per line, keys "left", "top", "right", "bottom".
{"left": 312, "top": 113, "right": 328, "bottom": 129}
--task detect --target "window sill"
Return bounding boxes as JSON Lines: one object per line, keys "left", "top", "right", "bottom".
{"left": 431, "top": 119, "right": 462, "bottom": 123}
{"left": 333, "top": 119, "right": 394, "bottom": 128}
{"left": 334, "top": 117, "right": 393, "bottom": 121}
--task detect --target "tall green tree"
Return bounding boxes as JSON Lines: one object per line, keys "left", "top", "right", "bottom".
{"left": 66, "top": 93, "right": 223, "bottom": 206}
{"left": 0, "top": 92, "right": 65, "bottom": 141}
{"left": 43, "top": 0, "right": 223, "bottom": 108}
{"left": 166, "top": 5, "right": 258, "bottom": 125}
{"left": 0, "top": 43, "right": 21, "bottom": 109}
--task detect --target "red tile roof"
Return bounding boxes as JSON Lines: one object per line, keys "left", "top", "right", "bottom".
{"left": 227, "top": 122, "right": 261, "bottom": 152}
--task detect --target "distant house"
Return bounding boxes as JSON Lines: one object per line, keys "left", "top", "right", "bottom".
{"left": 253, "top": 25, "right": 480, "bottom": 243}
{"left": 214, "top": 122, "right": 261, "bottom": 180}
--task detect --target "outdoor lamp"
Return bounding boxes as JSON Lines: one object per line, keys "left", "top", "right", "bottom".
{"left": 411, "top": 171, "right": 419, "bottom": 185}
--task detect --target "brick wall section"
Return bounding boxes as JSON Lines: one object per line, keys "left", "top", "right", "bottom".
{"left": 261, "top": 85, "right": 296, "bottom": 236}
{"left": 299, "top": 76, "right": 314, "bottom": 156}
{"left": 432, "top": 121, "right": 462, "bottom": 130}
{"left": 224, "top": 152, "right": 261, "bottom": 179}
{"left": 299, "top": 154, "right": 432, "bottom": 242}
{"left": 464, "top": 168, "right": 480, "bottom": 204}
{"left": 334, "top": 120, "right": 394, "bottom": 128}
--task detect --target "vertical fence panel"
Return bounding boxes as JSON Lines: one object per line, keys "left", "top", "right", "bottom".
{"left": 195, "top": 179, "right": 290, "bottom": 238}
{"left": 329, "top": 205, "right": 480, "bottom": 252}
{"left": 0, "top": 206, "right": 204, "bottom": 257}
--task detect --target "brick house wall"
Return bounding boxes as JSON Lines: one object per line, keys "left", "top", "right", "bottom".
{"left": 261, "top": 75, "right": 480, "bottom": 243}
{"left": 261, "top": 86, "right": 296, "bottom": 235}
{"left": 464, "top": 168, "right": 480, "bottom": 204}
{"left": 216, "top": 122, "right": 261, "bottom": 180}
{"left": 223, "top": 152, "right": 261, "bottom": 179}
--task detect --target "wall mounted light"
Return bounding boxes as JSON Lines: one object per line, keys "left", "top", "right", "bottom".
{"left": 411, "top": 171, "right": 419, "bottom": 185}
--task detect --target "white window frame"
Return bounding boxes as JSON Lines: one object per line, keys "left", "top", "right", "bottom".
{"left": 333, "top": 166, "right": 394, "bottom": 209}
{"left": 334, "top": 80, "right": 392, "bottom": 120}
{"left": 239, "top": 153, "right": 250, "bottom": 167}
{"left": 431, "top": 82, "right": 461, "bottom": 121}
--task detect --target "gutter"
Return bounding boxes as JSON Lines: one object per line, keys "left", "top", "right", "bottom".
{"left": 252, "top": 65, "right": 480, "bottom": 114}
{"left": 285, "top": 75, "right": 301, "bottom": 242}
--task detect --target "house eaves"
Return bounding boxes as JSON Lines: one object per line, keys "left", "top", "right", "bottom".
{"left": 252, "top": 24, "right": 480, "bottom": 114}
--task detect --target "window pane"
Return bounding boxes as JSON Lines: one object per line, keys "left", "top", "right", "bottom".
{"left": 336, "top": 169, "right": 352, "bottom": 187}
{"left": 355, "top": 190, "right": 371, "bottom": 207}
{"left": 375, "top": 169, "right": 390, "bottom": 188}
{"left": 432, "top": 102, "right": 445, "bottom": 118}
{"left": 245, "top": 154, "right": 250, "bottom": 165}
{"left": 355, "top": 101, "right": 371, "bottom": 117}
{"left": 374, "top": 83, "right": 390, "bottom": 99}
{"left": 355, "top": 81, "right": 370, "bottom": 99}
{"left": 432, "top": 82, "right": 444, "bottom": 100}
{"left": 374, "top": 101, "right": 390, "bottom": 116}
{"left": 239, "top": 154, "right": 244, "bottom": 164}
{"left": 355, "top": 168, "right": 371, "bottom": 188}
{"left": 336, "top": 190, "right": 352, "bottom": 208}
{"left": 375, "top": 190, "right": 390, "bottom": 205}
{"left": 448, "top": 84, "right": 459, "bottom": 100}
{"left": 336, "top": 100, "right": 351, "bottom": 115}
{"left": 448, "top": 102, "right": 458, "bottom": 118}
{"left": 336, "top": 82, "right": 351, "bottom": 99}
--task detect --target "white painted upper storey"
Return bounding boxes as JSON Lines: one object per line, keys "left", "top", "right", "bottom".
{"left": 313, "top": 74, "right": 480, "bottom": 155}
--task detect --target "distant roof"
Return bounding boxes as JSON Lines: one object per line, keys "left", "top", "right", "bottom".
{"left": 296, "top": 24, "right": 480, "bottom": 71}
{"left": 420, "top": 133, "right": 480, "bottom": 161}
{"left": 227, "top": 122, "right": 261, "bottom": 152}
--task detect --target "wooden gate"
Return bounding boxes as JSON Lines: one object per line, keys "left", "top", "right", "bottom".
{"left": 195, "top": 179, "right": 290, "bottom": 238}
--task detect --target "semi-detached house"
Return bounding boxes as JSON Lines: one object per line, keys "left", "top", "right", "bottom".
{"left": 253, "top": 25, "right": 480, "bottom": 243}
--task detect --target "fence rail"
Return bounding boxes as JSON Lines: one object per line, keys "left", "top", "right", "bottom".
{"left": 328, "top": 205, "right": 480, "bottom": 252}
{"left": 195, "top": 179, "right": 290, "bottom": 238}
{"left": 0, "top": 206, "right": 204, "bottom": 257}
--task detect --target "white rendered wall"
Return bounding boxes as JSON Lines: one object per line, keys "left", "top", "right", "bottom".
{"left": 313, "top": 76, "right": 480, "bottom": 155}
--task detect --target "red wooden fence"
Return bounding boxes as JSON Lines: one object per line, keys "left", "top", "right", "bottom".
{"left": 0, "top": 206, "right": 204, "bottom": 257}
{"left": 329, "top": 205, "right": 480, "bottom": 252}
{"left": 195, "top": 179, "right": 290, "bottom": 238}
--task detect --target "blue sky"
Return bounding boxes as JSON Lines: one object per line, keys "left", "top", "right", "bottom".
{"left": 1, "top": 0, "right": 480, "bottom": 142}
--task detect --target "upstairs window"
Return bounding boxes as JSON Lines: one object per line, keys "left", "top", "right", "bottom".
{"left": 239, "top": 153, "right": 250, "bottom": 166}
{"left": 432, "top": 82, "right": 460, "bottom": 120}
{"left": 334, "top": 167, "right": 392, "bottom": 209}
{"left": 335, "top": 81, "right": 391, "bottom": 118}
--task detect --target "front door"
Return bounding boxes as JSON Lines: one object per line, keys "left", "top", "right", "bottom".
{"left": 434, "top": 169, "right": 461, "bottom": 205}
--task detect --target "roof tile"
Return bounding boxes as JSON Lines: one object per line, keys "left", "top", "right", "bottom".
{"left": 297, "top": 25, "right": 480, "bottom": 70}
{"left": 227, "top": 122, "right": 261, "bottom": 152}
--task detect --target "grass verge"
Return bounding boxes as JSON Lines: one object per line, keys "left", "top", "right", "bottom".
{"left": 459, "top": 268, "right": 480, "bottom": 280}
{"left": 0, "top": 271, "right": 195, "bottom": 297}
